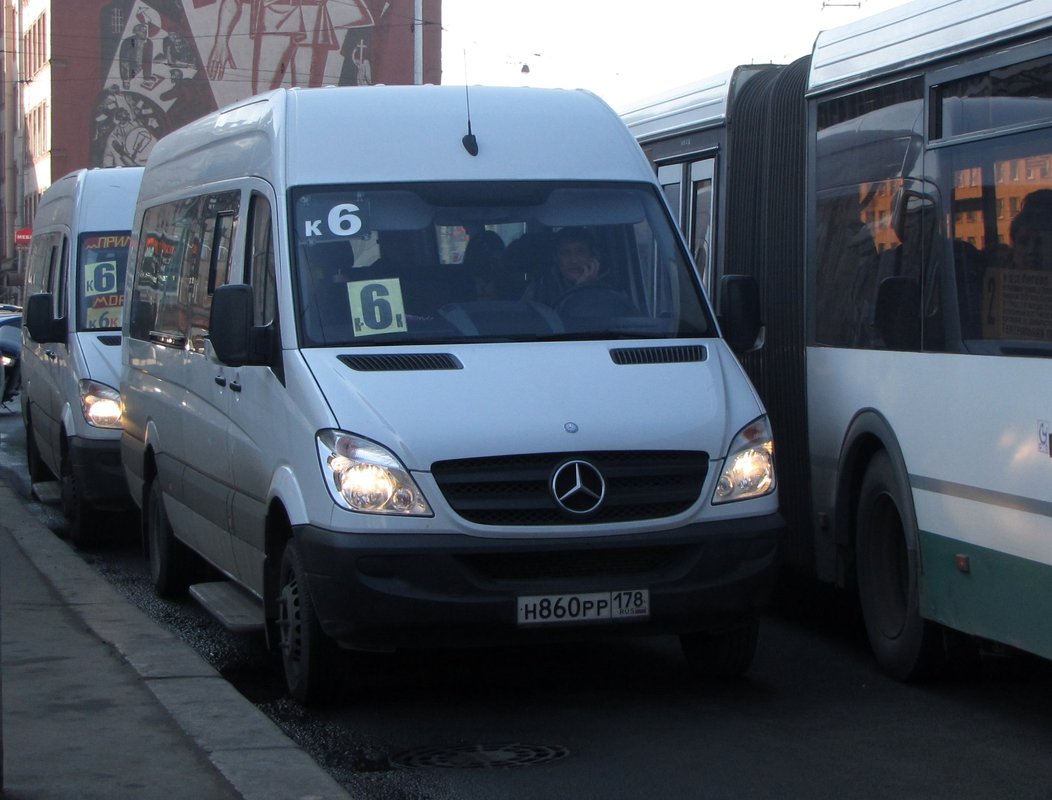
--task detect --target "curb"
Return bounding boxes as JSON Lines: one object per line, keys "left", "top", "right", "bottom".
{"left": 0, "top": 484, "right": 351, "bottom": 800}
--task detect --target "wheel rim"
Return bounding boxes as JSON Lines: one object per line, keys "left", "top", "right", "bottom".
{"left": 278, "top": 571, "right": 304, "bottom": 687}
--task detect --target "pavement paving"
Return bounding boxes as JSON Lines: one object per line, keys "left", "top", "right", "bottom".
{"left": 0, "top": 484, "right": 352, "bottom": 800}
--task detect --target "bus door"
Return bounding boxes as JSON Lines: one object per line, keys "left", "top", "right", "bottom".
{"left": 658, "top": 157, "right": 716, "bottom": 292}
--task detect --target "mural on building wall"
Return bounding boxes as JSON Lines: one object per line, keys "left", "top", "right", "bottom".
{"left": 90, "top": 0, "right": 422, "bottom": 167}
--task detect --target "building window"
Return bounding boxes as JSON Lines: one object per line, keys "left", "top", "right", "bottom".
{"left": 22, "top": 13, "right": 48, "bottom": 78}
{"left": 25, "top": 104, "right": 49, "bottom": 162}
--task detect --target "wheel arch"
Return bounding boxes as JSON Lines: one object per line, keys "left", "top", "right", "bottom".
{"left": 834, "top": 408, "right": 917, "bottom": 590}
{"left": 263, "top": 498, "right": 294, "bottom": 648}
{"left": 139, "top": 443, "right": 159, "bottom": 558}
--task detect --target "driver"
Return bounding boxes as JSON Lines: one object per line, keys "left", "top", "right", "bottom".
{"left": 524, "top": 227, "right": 606, "bottom": 305}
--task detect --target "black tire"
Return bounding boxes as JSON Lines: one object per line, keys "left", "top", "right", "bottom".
{"left": 680, "top": 617, "right": 759, "bottom": 679}
{"left": 61, "top": 457, "right": 98, "bottom": 549}
{"left": 856, "top": 451, "right": 944, "bottom": 681}
{"left": 277, "top": 540, "right": 334, "bottom": 705}
{"left": 25, "top": 418, "right": 53, "bottom": 483}
{"left": 146, "top": 478, "right": 194, "bottom": 597}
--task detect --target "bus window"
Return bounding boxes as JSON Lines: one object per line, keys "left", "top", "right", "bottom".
{"left": 690, "top": 159, "right": 715, "bottom": 289}
{"left": 658, "top": 163, "right": 682, "bottom": 227}
{"left": 940, "top": 132, "right": 1052, "bottom": 352}
{"left": 814, "top": 79, "right": 923, "bottom": 349}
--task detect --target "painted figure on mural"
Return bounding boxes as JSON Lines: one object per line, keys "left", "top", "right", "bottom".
{"left": 120, "top": 23, "right": 156, "bottom": 89}
{"left": 350, "top": 37, "right": 372, "bottom": 85}
{"left": 102, "top": 105, "right": 157, "bottom": 167}
{"left": 205, "top": 0, "right": 375, "bottom": 93}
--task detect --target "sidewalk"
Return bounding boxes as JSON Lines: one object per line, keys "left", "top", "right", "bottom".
{"left": 0, "top": 484, "right": 351, "bottom": 800}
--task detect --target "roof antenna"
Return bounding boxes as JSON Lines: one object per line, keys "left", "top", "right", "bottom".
{"left": 462, "top": 50, "right": 479, "bottom": 156}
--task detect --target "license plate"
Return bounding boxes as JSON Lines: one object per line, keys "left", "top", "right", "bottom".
{"left": 517, "top": 589, "right": 650, "bottom": 626}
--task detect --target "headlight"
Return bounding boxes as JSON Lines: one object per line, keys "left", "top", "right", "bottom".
{"left": 79, "top": 380, "right": 122, "bottom": 429}
{"left": 316, "top": 430, "right": 432, "bottom": 516}
{"left": 0, "top": 354, "right": 14, "bottom": 367}
{"left": 713, "top": 416, "right": 775, "bottom": 504}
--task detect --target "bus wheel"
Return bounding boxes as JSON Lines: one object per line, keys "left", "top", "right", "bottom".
{"left": 856, "top": 451, "right": 943, "bottom": 681}
{"left": 277, "top": 541, "right": 333, "bottom": 705}
{"left": 680, "top": 617, "right": 759, "bottom": 679}
{"left": 146, "top": 478, "right": 194, "bottom": 597}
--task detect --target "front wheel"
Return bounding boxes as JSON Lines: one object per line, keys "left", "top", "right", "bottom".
{"left": 61, "top": 457, "right": 98, "bottom": 549}
{"left": 277, "top": 541, "right": 334, "bottom": 705}
{"left": 680, "top": 617, "right": 759, "bottom": 679}
{"left": 25, "top": 417, "right": 53, "bottom": 483}
{"left": 856, "top": 451, "right": 944, "bottom": 681}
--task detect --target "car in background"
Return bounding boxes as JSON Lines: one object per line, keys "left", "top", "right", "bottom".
{"left": 0, "top": 307, "right": 22, "bottom": 405}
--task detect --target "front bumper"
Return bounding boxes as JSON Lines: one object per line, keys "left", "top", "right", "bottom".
{"left": 69, "top": 436, "right": 133, "bottom": 509}
{"left": 294, "top": 512, "right": 783, "bottom": 651}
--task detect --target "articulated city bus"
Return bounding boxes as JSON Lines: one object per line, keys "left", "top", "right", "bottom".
{"left": 623, "top": 0, "right": 1052, "bottom": 679}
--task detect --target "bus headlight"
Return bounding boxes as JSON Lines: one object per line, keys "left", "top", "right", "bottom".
{"left": 316, "top": 430, "right": 433, "bottom": 516}
{"left": 79, "top": 380, "right": 122, "bottom": 429}
{"left": 713, "top": 416, "right": 775, "bottom": 504}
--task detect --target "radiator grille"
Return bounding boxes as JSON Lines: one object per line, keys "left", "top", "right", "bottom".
{"left": 431, "top": 451, "right": 708, "bottom": 525}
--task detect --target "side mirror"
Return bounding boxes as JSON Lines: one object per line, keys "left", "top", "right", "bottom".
{"left": 25, "top": 293, "right": 66, "bottom": 344}
{"left": 718, "top": 274, "right": 764, "bottom": 354}
{"left": 209, "top": 284, "right": 267, "bottom": 367}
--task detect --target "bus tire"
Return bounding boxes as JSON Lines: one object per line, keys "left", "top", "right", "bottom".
{"left": 856, "top": 450, "right": 943, "bottom": 681}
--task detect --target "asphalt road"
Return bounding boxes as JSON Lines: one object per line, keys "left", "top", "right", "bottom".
{"left": 2, "top": 401, "right": 1051, "bottom": 800}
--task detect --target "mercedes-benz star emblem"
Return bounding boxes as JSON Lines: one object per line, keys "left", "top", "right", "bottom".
{"left": 550, "top": 460, "right": 606, "bottom": 515}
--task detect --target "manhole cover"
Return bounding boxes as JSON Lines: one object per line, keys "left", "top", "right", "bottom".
{"left": 391, "top": 742, "right": 570, "bottom": 770}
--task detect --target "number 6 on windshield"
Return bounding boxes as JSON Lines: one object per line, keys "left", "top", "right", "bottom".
{"left": 348, "top": 278, "right": 407, "bottom": 337}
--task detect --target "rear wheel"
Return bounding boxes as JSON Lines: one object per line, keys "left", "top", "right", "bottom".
{"left": 277, "top": 540, "right": 334, "bottom": 705}
{"left": 680, "top": 617, "right": 759, "bottom": 679}
{"left": 146, "top": 478, "right": 194, "bottom": 597}
{"left": 856, "top": 451, "right": 944, "bottom": 680}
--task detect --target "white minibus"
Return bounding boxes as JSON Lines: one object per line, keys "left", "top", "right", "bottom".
{"left": 23, "top": 166, "right": 143, "bottom": 547}
{"left": 121, "top": 85, "right": 781, "bottom": 703}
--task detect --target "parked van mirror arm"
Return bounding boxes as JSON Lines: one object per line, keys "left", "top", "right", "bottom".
{"left": 718, "top": 274, "right": 764, "bottom": 355}
{"left": 25, "top": 293, "right": 67, "bottom": 344}
{"left": 209, "top": 284, "right": 268, "bottom": 367}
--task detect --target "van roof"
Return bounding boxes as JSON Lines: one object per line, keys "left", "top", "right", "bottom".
{"left": 33, "top": 167, "right": 143, "bottom": 233}
{"left": 138, "top": 85, "right": 654, "bottom": 202}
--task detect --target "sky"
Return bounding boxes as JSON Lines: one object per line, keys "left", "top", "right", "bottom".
{"left": 439, "top": 0, "right": 914, "bottom": 111}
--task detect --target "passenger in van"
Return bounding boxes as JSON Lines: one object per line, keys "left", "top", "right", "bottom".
{"left": 302, "top": 239, "right": 354, "bottom": 334}
{"left": 462, "top": 229, "right": 508, "bottom": 300}
{"left": 371, "top": 231, "right": 417, "bottom": 273}
{"left": 1009, "top": 190, "right": 1052, "bottom": 271}
{"left": 523, "top": 226, "right": 607, "bottom": 306}
{"left": 503, "top": 229, "right": 553, "bottom": 294}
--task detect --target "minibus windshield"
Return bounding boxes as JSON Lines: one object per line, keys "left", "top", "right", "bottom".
{"left": 77, "top": 231, "right": 131, "bottom": 331}
{"left": 291, "top": 181, "right": 713, "bottom": 346}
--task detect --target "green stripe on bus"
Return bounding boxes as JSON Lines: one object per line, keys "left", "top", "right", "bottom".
{"left": 919, "top": 531, "right": 1052, "bottom": 660}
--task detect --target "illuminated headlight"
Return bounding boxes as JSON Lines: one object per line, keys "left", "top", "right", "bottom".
{"left": 713, "top": 416, "right": 775, "bottom": 504}
{"left": 0, "top": 354, "right": 14, "bottom": 367}
{"left": 79, "top": 380, "right": 122, "bottom": 429}
{"left": 316, "top": 430, "right": 432, "bottom": 516}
